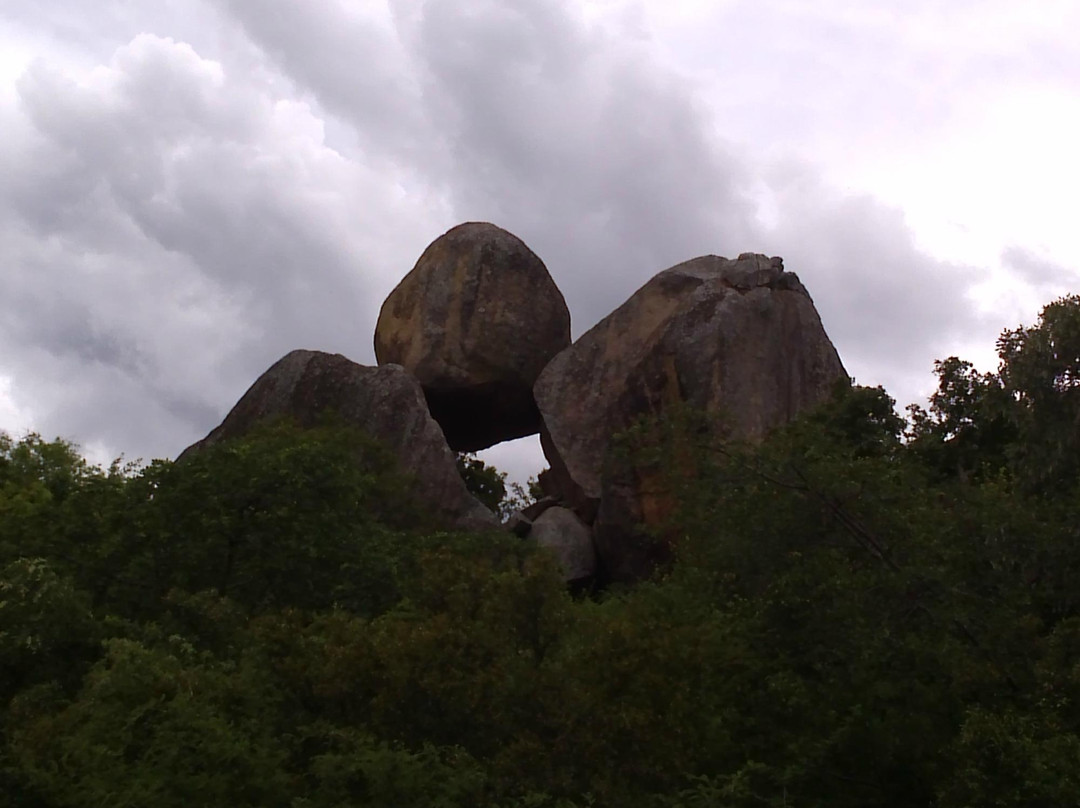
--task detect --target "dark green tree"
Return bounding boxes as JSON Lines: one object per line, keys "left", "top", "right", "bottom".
{"left": 906, "top": 356, "right": 1016, "bottom": 482}
{"left": 456, "top": 452, "right": 508, "bottom": 515}
{"left": 998, "top": 293, "right": 1080, "bottom": 491}
{"left": 455, "top": 452, "right": 542, "bottom": 521}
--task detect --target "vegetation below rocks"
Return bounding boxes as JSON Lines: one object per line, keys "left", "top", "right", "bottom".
{"left": 4, "top": 296, "right": 1080, "bottom": 806}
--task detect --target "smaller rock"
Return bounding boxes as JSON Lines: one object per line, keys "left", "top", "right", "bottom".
{"left": 506, "top": 497, "right": 562, "bottom": 539}
{"left": 521, "top": 496, "right": 560, "bottom": 522}
{"left": 530, "top": 507, "right": 596, "bottom": 582}
{"left": 506, "top": 511, "right": 533, "bottom": 538}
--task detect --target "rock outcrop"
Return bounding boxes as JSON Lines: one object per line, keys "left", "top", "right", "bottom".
{"left": 374, "top": 222, "right": 571, "bottom": 452}
{"left": 533, "top": 253, "right": 848, "bottom": 580}
{"left": 179, "top": 349, "right": 499, "bottom": 532}
{"left": 178, "top": 233, "right": 850, "bottom": 588}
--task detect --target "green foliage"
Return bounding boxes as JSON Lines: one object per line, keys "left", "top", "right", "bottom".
{"left": 997, "top": 293, "right": 1080, "bottom": 490}
{"left": 456, "top": 451, "right": 542, "bottom": 521}
{"left": 0, "top": 432, "right": 97, "bottom": 502}
{"left": 0, "top": 558, "right": 100, "bottom": 701}
{"left": 5, "top": 296, "right": 1080, "bottom": 805}
{"left": 907, "top": 356, "right": 1016, "bottom": 482}
{"left": 910, "top": 294, "right": 1080, "bottom": 492}
{"left": 456, "top": 452, "right": 508, "bottom": 514}
{"left": 106, "top": 417, "right": 429, "bottom": 617}
{"left": 7, "top": 636, "right": 292, "bottom": 808}
{"left": 293, "top": 725, "right": 490, "bottom": 808}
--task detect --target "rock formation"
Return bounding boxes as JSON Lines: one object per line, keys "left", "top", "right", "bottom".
{"left": 180, "top": 229, "right": 849, "bottom": 586}
{"left": 533, "top": 253, "right": 848, "bottom": 581}
{"left": 179, "top": 349, "right": 499, "bottom": 532}
{"left": 374, "top": 222, "right": 571, "bottom": 452}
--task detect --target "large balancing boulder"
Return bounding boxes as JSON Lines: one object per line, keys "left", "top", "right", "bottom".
{"left": 374, "top": 222, "right": 570, "bottom": 452}
{"left": 179, "top": 350, "right": 499, "bottom": 532}
{"left": 533, "top": 253, "right": 849, "bottom": 581}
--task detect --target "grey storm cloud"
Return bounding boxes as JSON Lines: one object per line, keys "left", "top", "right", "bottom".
{"left": 217, "top": 0, "right": 759, "bottom": 319}
{"left": 0, "top": 0, "right": 1007, "bottom": 473}
{"left": 1, "top": 30, "right": 426, "bottom": 459}
{"left": 215, "top": 0, "right": 428, "bottom": 159}
{"left": 1002, "top": 246, "right": 1080, "bottom": 291}
{"left": 757, "top": 162, "right": 988, "bottom": 389}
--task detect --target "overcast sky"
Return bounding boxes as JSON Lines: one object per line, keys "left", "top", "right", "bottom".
{"left": 2, "top": 1, "right": 1078, "bottom": 482}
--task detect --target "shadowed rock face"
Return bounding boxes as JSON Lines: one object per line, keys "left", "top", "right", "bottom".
{"left": 374, "top": 222, "right": 571, "bottom": 452}
{"left": 533, "top": 253, "right": 849, "bottom": 582}
{"left": 178, "top": 350, "right": 498, "bottom": 532}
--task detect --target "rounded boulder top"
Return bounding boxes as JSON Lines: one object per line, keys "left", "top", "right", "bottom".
{"left": 374, "top": 222, "right": 571, "bottom": 452}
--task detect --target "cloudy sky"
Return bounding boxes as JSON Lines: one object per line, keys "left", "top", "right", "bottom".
{"left": 1, "top": 0, "right": 1078, "bottom": 482}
